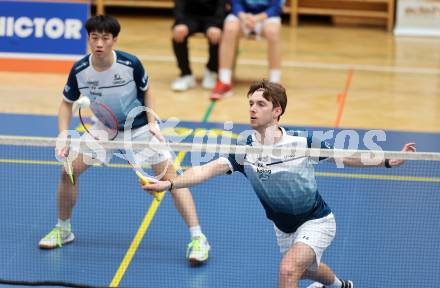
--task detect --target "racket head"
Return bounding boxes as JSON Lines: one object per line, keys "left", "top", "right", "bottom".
{"left": 79, "top": 100, "right": 119, "bottom": 140}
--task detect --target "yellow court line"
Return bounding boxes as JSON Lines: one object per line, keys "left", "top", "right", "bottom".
{"left": 316, "top": 172, "right": 440, "bottom": 182}
{"left": 1, "top": 158, "right": 440, "bottom": 183}
{"left": 0, "top": 159, "right": 145, "bottom": 169}
{"left": 0, "top": 159, "right": 62, "bottom": 166}
{"left": 0, "top": 155, "right": 188, "bottom": 287}
{"left": 109, "top": 150, "right": 187, "bottom": 287}
{"left": 1, "top": 157, "right": 440, "bottom": 284}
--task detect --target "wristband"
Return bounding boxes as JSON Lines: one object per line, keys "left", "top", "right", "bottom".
{"left": 384, "top": 159, "right": 392, "bottom": 168}
{"left": 169, "top": 180, "right": 175, "bottom": 191}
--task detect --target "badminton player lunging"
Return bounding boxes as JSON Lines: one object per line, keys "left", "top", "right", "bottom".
{"left": 142, "top": 80, "right": 416, "bottom": 287}
{"left": 39, "top": 15, "right": 211, "bottom": 265}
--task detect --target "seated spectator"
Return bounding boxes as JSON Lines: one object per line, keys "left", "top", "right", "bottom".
{"left": 210, "top": 0, "right": 283, "bottom": 100}
{"left": 171, "top": 0, "right": 227, "bottom": 91}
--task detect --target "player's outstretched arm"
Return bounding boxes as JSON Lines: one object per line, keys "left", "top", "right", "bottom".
{"left": 386, "top": 142, "right": 416, "bottom": 167}
{"left": 141, "top": 158, "right": 231, "bottom": 193}
{"left": 335, "top": 142, "right": 416, "bottom": 168}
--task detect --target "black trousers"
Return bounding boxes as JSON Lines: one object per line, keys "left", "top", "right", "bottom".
{"left": 172, "top": 16, "right": 220, "bottom": 76}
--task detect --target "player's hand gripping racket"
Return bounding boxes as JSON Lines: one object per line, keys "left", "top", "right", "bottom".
{"left": 75, "top": 97, "right": 158, "bottom": 197}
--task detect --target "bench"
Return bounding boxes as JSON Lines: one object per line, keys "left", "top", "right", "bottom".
{"left": 290, "top": 0, "right": 395, "bottom": 31}
{"left": 94, "top": 0, "right": 298, "bottom": 26}
{"left": 94, "top": 0, "right": 395, "bottom": 30}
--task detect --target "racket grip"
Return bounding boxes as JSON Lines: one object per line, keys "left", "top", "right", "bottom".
{"left": 135, "top": 171, "right": 164, "bottom": 201}
{"left": 64, "top": 159, "right": 75, "bottom": 185}
{"left": 67, "top": 170, "right": 75, "bottom": 185}
{"left": 135, "top": 170, "right": 149, "bottom": 185}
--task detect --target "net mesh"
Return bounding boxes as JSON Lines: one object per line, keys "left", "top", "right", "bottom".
{"left": 1, "top": 135, "right": 439, "bottom": 287}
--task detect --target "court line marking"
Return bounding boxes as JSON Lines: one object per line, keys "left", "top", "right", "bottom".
{"left": 315, "top": 171, "right": 440, "bottom": 182}
{"left": 138, "top": 54, "right": 440, "bottom": 75}
{"left": 109, "top": 101, "right": 217, "bottom": 286}
{"left": 1, "top": 159, "right": 439, "bottom": 183}
{"left": 334, "top": 70, "right": 353, "bottom": 128}
{"left": 108, "top": 151, "right": 186, "bottom": 287}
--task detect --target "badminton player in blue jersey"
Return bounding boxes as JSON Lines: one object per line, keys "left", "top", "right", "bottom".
{"left": 38, "top": 15, "right": 210, "bottom": 265}
{"left": 142, "top": 80, "right": 416, "bottom": 287}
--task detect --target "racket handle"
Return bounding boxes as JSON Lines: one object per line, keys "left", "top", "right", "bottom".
{"left": 65, "top": 159, "right": 75, "bottom": 185}
{"left": 135, "top": 170, "right": 149, "bottom": 185}
{"left": 65, "top": 135, "right": 75, "bottom": 185}
{"left": 135, "top": 170, "right": 164, "bottom": 201}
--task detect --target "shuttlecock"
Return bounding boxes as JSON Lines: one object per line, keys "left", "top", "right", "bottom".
{"left": 72, "top": 96, "right": 91, "bottom": 114}
{"left": 78, "top": 96, "right": 91, "bottom": 108}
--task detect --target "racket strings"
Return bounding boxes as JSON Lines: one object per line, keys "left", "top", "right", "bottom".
{"left": 80, "top": 102, "right": 120, "bottom": 141}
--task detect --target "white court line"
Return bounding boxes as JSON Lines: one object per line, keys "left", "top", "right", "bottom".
{"left": 138, "top": 54, "right": 440, "bottom": 75}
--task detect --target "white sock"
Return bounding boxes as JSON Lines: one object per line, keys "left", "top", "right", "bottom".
{"left": 269, "top": 69, "right": 281, "bottom": 83}
{"left": 219, "top": 69, "right": 232, "bottom": 84}
{"left": 327, "top": 277, "right": 343, "bottom": 288}
{"left": 189, "top": 225, "right": 203, "bottom": 239}
{"left": 57, "top": 218, "right": 71, "bottom": 231}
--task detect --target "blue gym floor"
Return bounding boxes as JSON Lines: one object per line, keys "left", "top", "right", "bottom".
{"left": 0, "top": 113, "right": 439, "bottom": 288}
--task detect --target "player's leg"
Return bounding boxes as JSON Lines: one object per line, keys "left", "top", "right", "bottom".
{"left": 279, "top": 242, "right": 317, "bottom": 288}
{"left": 151, "top": 160, "right": 200, "bottom": 228}
{"left": 39, "top": 128, "right": 111, "bottom": 249}
{"left": 275, "top": 214, "right": 338, "bottom": 287}
{"left": 57, "top": 154, "right": 91, "bottom": 220}
{"left": 262, "top": 18, "right": 282, "bottom": 83}
{"left": 39, "top": 154, "right": 92, "bottom": 249}
{"left": 304, "top": 263, "right": 354, "bottom": 288}
{"left": 279, "top": 242, "right": 351, "bottom": 287}
{"left": 151, "top": 160, "right": 210, "bottom": 265}
{"left": 299, "top": 215, "right": 353, "bottom": 288}
{"left": 302, "top": 262, "right": 338, "bottom": 285}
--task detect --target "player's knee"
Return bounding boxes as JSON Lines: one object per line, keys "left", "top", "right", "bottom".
{"left": 279, "top": 263, "right": 301, "bottom": 281}
{"left": 279, "top": 254, "right": 308, "bottom": 281}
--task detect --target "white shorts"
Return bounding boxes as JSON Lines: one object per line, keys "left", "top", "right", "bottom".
{"left": 274, "top": 213, "right": 336, "bottom": 271}
{"left": 224, "top": 14, "right": 281, "bottom": 39}
{"left": 78, "top": 121, "right": 172, "bottom": 166}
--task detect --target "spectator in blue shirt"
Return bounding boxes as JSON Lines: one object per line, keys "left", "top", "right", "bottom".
{"left": 210, "top": 0, "right": 283, "bottom": 100}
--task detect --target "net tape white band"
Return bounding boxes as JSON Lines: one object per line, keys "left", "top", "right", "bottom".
{"left": 1, "top": 135, "right": 439, "bottom": 161}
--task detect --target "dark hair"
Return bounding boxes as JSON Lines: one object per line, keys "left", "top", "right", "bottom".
{"left": 247, "top": 80, "right": 287, "bottom": 120}
{"left": 85, "top": 15, "right": 120, "bottom": 37}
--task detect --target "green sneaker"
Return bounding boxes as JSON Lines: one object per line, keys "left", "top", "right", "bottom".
{"left": 38, "top": 225, "right": 75, "bottom": 249}
{"left": 186, "top": 235, "right": 210, "bottom": 265}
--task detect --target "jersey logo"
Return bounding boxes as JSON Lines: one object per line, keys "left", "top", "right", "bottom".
{"left": 255, "top": 158, "right": 271, "bottom": 181}
{"left": 113, "top": 73, "right": 125, "bottom": 85}
{"left": 88, "top": 81, "right": 102, "bottom": 97}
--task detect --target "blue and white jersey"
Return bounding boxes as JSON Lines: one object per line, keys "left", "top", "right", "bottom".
{"left": 232, "top": 0, "right": 283, "bottom": 18}
{"left": 221, "top": 127, "right": 332, "bottom": 233}
{"left": 63, "top": 50, "right": 149, "bottom": 129}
